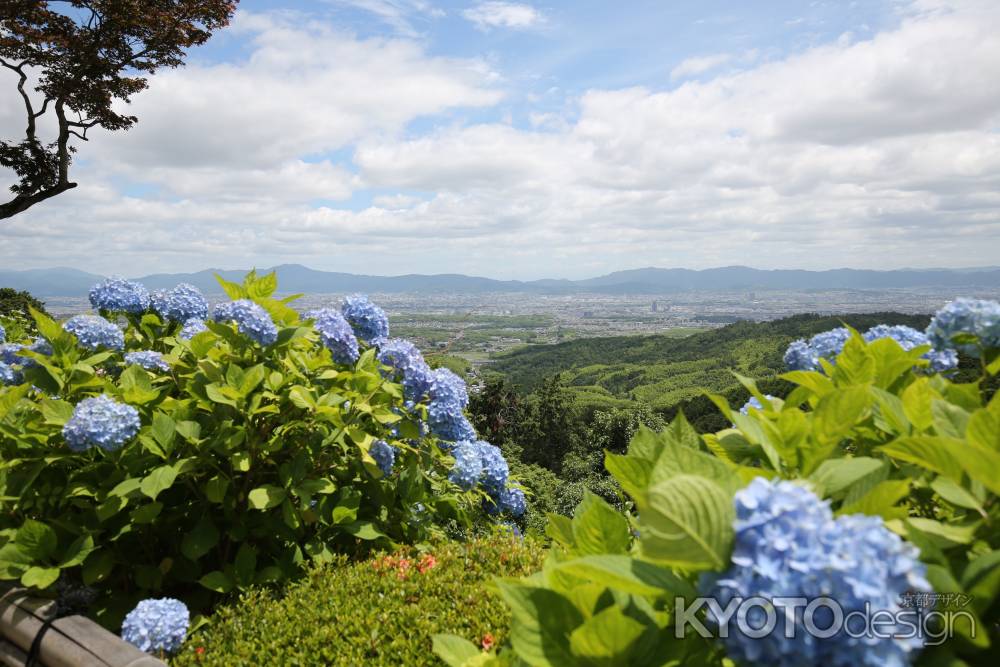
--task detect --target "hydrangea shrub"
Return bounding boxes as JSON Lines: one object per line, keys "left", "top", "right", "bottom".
{"left": 437, "top": 300, "right": 1000, "bottom": 667}
{"left": 0, "top": 271, "right": 521, "bottom": 634}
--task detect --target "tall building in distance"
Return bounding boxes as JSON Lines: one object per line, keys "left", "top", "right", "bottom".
{"left": 651, "top": 300, "right": 658, "bottom": 312}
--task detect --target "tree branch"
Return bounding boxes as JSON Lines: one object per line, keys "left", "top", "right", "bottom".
{"left": 0, "top": 182, "right": 77, "bottom": 220}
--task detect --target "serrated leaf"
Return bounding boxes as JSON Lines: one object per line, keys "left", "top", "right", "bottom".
{"left": 809, "top": 457, "right": 885, "bottom": 499}
{"left": 879, "top": 436, "right": 964, "bottom": 483}
{"left": 199, "top": 570, "right": 234, "bottom": 593}
{"left": 21, "top": 566, "right": 59, "bottom": 590}
{"left": 569, "top": 604, "right": 646, "bottom": 663}
{"left": 15, "top": 520, "right": 57, "bottom": 562}
{"left": 840, "top": 480, "right": 910, "bottom": 520}
{"left": 640, "top": 474, "right": 734, "bottom": 570}
{"left": 498, "top": 583, "right": 583, "bottom": 667}
{"left": 248, "top": 485, "right": 286, "bottom": 510}
{"left": 433, "top": 635, "right": 482, "bottom": 667}
{"left": 931, "top": 477, "right": 984, "bottom": 513}
{"left": 140, "top": 465, "right": 178, "bottom": 501}
{"left": 181, "top": 517, "right": 219, "bottom": 561}
{"left": 572, "top": 492, "right": 630, "bottom": 556}
{"left": 555, "top": 555, "right": 695, "bottom": 598}
{"left": 234, "top": 543, "right": 257, "bottom": 586}
{"left": 81, "top": 551, "right": 114, "bottom": 585}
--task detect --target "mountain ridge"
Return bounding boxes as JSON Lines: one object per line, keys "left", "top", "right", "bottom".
{"left": 2, "top": 263, "right": 1000, "bottom": 297}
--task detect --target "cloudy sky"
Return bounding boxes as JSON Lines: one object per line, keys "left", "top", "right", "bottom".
{"left": 1, "top": 0, "right": 999, "bottom": 279}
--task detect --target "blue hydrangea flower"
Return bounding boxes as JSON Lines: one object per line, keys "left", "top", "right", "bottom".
{"left": 475, "top": 440, "right": 509, "bottom": 496}
{"left": 429, "top": 407, "right": 476, "bottom": 443}
{"left": 63, "top": 315, "right": 124, "bottom": 351}
{"left": 927, "top": 298, "right": 1000, "bottom": 352}
{"left": 121, "top": 598, "right": 189, "bottom": 655}
{"left": 0, "top": 322, "right": 5, "bottom": 345}
{"left": 0, "top": 361, "right": 19, "bottom": 386}
{"left": 89, "top": 277, "right": 151, "bottom": 314}
{"left": 499, "top": 486, "right": 526, "bottom": 517}
{"left": 341, "top": 294, "right": 389, "bottom": 345}
{"left": 150, "top": 290, "right": 169, "bottom": 317}
{"left": 152, "top": 283, "right": 209, "bottom": 323}
{"left": 370, "top": 439, "right": 396, "bottom": 476}
{"left": 179, "top": 318, "right": 208, "bottom": 340}
{"left": 378, "top": 338, "right": 432, "bottom": 400}
{"left": 864, "top": 324, "right": 958, "bottom": 372}
{"left": 0, "top": 343, "right": 24, "bottom": 366}
{"left": 738, "top": 395, "right": 775, "bottom": 416}
{"left": 706, "top": 477, "right": 930, "bottom": 667}
{"left": 429, "top": 368, "right": 469, "bottom": 409}
{"left": 449, "top": 440, "right": 483, "bottom": 490}
{"left": 811, "top": 327, "right": 851, "bottom": 362}
{"left": 62, "top": 395, "right": 141, "bottom": 452}
{"left": 212, "top": 300, "right": 278, "bottom": 346}
{"left": 500, "top": 522, "right": 523, "bottom": 539}
{"left": 783, "top": 339, "right": 818, "bottom": 371}
{"left": 305, "top": 308, "right": 359, "bottom": 364}
{"left": 124, "top": 351, "right": 170, "bottom": 372}
{"left": 427, "top": 368, "right": 475, "bottom": 442}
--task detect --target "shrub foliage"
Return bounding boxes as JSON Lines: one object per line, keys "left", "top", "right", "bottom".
{"left": 438, "top": 318, "right": 1000, "bottom": 666}
{"left": 0, "top": 272, "right": 497, "bottom": 626}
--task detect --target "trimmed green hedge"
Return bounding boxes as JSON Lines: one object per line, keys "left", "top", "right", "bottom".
{"left": 172, "top": 534, "right": 545, "bottom": 666}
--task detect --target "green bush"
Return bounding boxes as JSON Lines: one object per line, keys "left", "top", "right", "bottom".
{"left": 172, "top": 534, "right": 545, "bottom": 666}
{"left": 0, "top": 272, "right": 491, "bottom": 627}
{"left": 437, "top": 327, "right": 1000, "bottom": 666}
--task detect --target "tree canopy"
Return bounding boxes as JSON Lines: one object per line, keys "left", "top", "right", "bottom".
{"left": 0, "top": 0, "right": 238, "bottom": 219}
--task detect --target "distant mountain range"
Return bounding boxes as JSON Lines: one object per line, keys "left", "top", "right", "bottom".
{"left": 2, "top": 264, "right": 1000, "bottom": 298}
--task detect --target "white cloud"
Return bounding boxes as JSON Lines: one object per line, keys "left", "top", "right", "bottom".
{"left": 2, "top": 1, "right": 1000, "bottom": 278}
{"left": 670, "top": 53, "right": 733, "bottom": 80}
{"left": 325, "top": 1, "right": 444, "bottom": 37}
{"left": 462, "top": 2, "right": 544, "bottom": 31}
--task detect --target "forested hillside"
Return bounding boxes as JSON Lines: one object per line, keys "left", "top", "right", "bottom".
{"left": 489, "top": 312, "right": 934, "bottom": 417}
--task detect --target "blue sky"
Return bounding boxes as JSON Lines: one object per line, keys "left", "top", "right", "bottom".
{"left": 1, "top": 0, "right": 998, "bottom": 278}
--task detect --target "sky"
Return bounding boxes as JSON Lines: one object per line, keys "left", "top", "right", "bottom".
{"left": 1, "top": 0, "right": 999, "bottom": 279}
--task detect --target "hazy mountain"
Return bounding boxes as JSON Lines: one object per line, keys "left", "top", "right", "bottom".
{"left": 2, "top": 264, "right": 1000, "bottom": 298}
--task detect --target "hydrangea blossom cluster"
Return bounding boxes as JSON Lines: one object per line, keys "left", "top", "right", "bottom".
{"left": 476, "top": 440, "right": 509, "bottom": 496}
{"left": 738, "top": 395, "right": 775, "bottom": 416}
{"left": 862, "top": 324, "right": 959, "bottom": 372}
{"left": 341, "top": 294, "right": 389, "bottom": 345}
{"left": 124, "top": 350, "right": 170, "bottom": 372}
{"left": 926, "top": 298, "right": 1000, "bottom": 353}
{"left": 497, "top": 486, "right": 526, "bottom": 517}
{"left": 62, "top": 395, "right": 141, "bottom": 452}
{"left": 785, "top": 324, "right": 958, "bottom": 373}
{"left": 212, "top": 300, "right": 278, "bottom": 346}
{"left": 89, "top": 277, "right": 151, "bottom": 314}
{"left": 707, "top": 478, "right": 930, "bottom": 667}
{"left": 121, "top": 598, "right": 190, "bottom": 655}
{"left": 446, "top": 439, "right": 523, "bottom": 516}
{"left": 179, "top": 318, "right": 208, "bottom": 340}
{"left": 378, "top": 338, "right": 433, "bottom": 401}
{"left": 0, "top": 362, "right": 17, "bottom": 386}
{"left": 0, "top": 322, "right": 4, "bottom": 344}
{"left": 151, "top": 283, "right": 209, "bottom": 323}
{"left": 1, "top": 339, "right": 47, "bottom": 364}
{"left": 63, "top": 314, "right": 124, "bottom": 351}
{"left": 448, "top": 441, "right": 483, "bottom": 490}
{"left": 427, "top": 368, "right": 476, "bottom": 443}
{"left": 305, "top": 308, "right": 359, "bottom": 364}
{"left": 370, "top": 439, "right": 396, "bottom": 476}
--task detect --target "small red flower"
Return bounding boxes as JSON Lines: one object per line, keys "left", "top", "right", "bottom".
{"left": 417, "top": 554, "right": 438, "bottom": 573}
{"left": 195, "top": 646, "right": 205, "bottom": 656}
{"left": 481, "top": 633, "right": 495, "bottom": 651}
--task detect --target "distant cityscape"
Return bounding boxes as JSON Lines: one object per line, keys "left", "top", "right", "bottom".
{"left": 40, "top": 285, "right": 1000, "bottom": 368}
